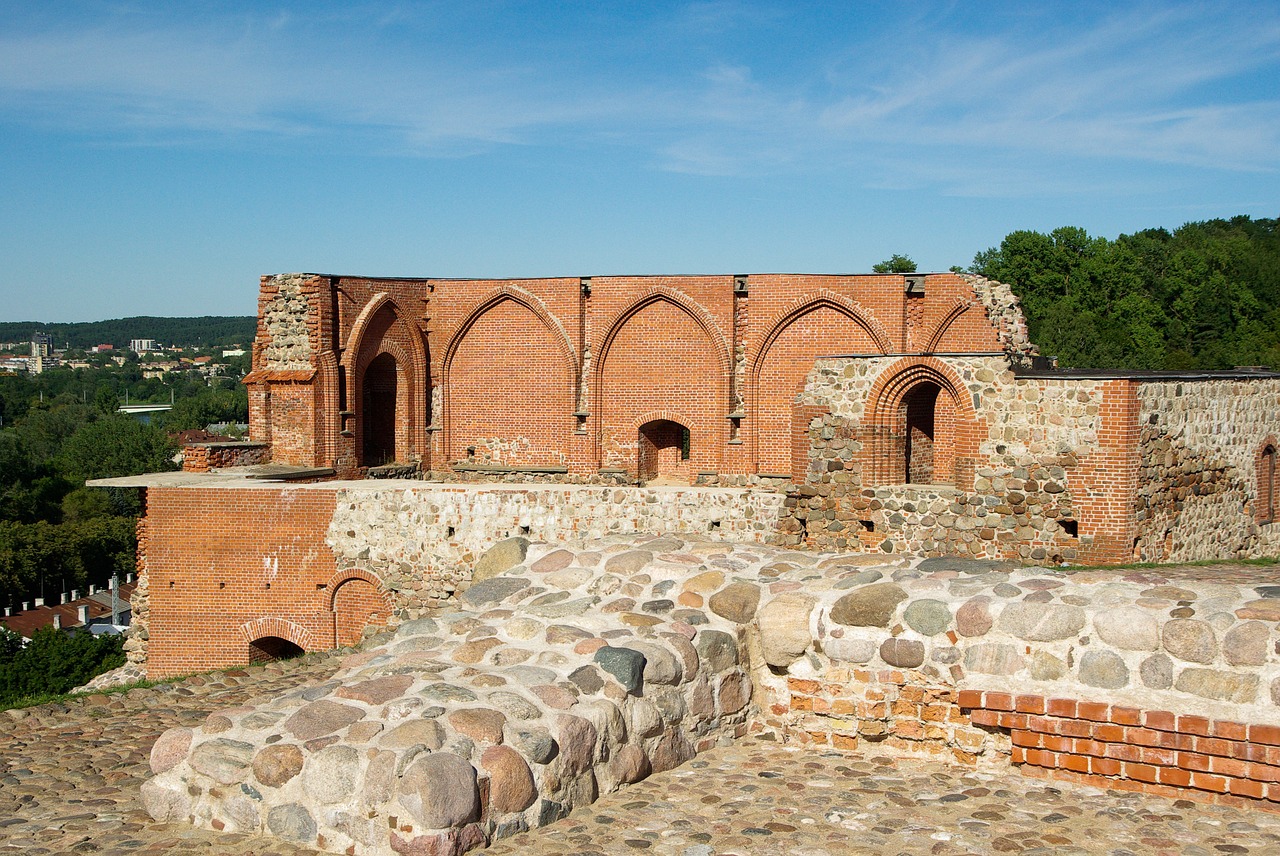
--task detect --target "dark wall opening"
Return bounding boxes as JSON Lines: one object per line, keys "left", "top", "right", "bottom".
{"left": 248, "top": 636, "right": 305, "bottom": 663}
{"left": 638, "top": 419, "right": 691, "bottom": 482}
{"left": 903, "top": 382, "right": 940, "bottom": 484}
{"left": 362, "top": 352, "right": 398, "bottom": 466}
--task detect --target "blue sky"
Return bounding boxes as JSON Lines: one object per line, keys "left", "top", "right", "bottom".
{"left": 1, "top": 1, "right": 1277, "bottom": 322}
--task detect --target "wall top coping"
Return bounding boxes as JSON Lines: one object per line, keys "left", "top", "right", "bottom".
{"left": 84, "top": 470, "right": 777, "bottom": 496}
{"left": 1013, "top": 367, "right": 1280, "bottom": 381}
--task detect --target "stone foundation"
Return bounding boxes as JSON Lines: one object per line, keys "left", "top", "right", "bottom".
{"left": 144, "top": 537, "right": 1280, "bottom": 855}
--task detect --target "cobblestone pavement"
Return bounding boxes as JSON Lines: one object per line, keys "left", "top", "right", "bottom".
{"left": 5, "top": 565, "right": 1280, "bottom": 856}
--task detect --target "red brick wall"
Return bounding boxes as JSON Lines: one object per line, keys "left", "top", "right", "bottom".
{"left": 774, "top": 672, "right": 1280, "bottom": 807}
{"left": 445, "top": 296, "right": 575, "bottom": 467}
{"left": 960, "top": 690, "right": 1280, "bottom": 806}
{"left": 142, "top": 487, "right": 366, "bottom": 677}
{"left": 246, "top": 272, "right": 1004, "bottom": 482}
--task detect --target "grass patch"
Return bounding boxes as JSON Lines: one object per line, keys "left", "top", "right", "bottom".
{"left": 1056, "top": 556, "right": 1280, "bottom": 573}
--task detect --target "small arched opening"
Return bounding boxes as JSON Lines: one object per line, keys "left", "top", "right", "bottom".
{"left": 902, "top": 382, "right": 940, "bottom": 484}
{"left": 362, "top": 352, "right": 398, "bottom": 466}
{"left": 638, "top": 419, "right": 691, "bottom": 484}
{"left": 332, "top": 576, "right": 391, "bottom": 647}
{"left": 248, "top": 636, "right": 305, "bottom": 663}
{"left": 1260, "top": 444, "right": 1277, "bottom": 524}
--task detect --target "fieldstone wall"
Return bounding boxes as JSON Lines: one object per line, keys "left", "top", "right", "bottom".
{"left": 963, "top": 274, "right": 1037, "bottom": 363}
{"left": 781, "top": 357, "right": 1106, "bottom": 561}
{"left": 1135, "top": 378, "right": 1280, "bottom": 561}
{"left": 326, "top": 484, "right": 786, "bottom": 616}
{"left": 259, "top": 274, "right": 317, "bottom": 372}
{"left": 144, "top": 538, "right": 1280, "bottom": 855}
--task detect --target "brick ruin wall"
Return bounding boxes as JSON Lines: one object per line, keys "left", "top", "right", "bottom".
{"left": 242, "top": 271, "right": 1028, "bottom": 481}
{"left": 782, "top": 359, "right": 1280, "bottom": 565}
{"left": 132, "top": 484, "right": 785, "bottom": 676}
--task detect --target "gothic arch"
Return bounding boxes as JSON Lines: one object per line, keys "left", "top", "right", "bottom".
{"left": 341, "top": 294, "right": 429, "bottom": 467}
{"left": 748, "top": 292, "right": 890, "bottom": 472}
{"left": 921, "top": 297, "right": 981, "bottom": 353}
{"left": 750, "top": 292, "right": 892, "bottom": 379}
{"left": 441, "top": 286, "right": 578, "bottom": 380}
{"left": 594, "top": 287, "right": 733, "bottom": 386}
{"left": 864, "top": 357, "right": 983, "bottom": 488}
{"left": 440, "top": 286, "right": 579, "bottom": 465}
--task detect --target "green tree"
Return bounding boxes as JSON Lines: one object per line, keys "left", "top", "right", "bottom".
{"left": 56, "top": 415, "right": 177, "bottom": 484}
{"left": 873, "top": 254, "right": 918, "bottom": 273}
{"left": 0, "top": 626, "right": 125, "bottom": 707}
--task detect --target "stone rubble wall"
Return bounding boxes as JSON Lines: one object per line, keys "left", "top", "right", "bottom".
{"left": 259, "top": 274, "right": 318, "bottom": 372}
{"left": 783, "top": 357, "right": 1106, "bottom": 561}
{"left": 962, "top": 274, "right": 1038, "bottom": 363}
{"left": 1136, "top": 379, "right": 1280, "bottom": 562}
{"left": 326, "top": 485, "right": 786, "bottom": 617}
{"left": 144, "top": 540, "right": 1280, "bottom": 856}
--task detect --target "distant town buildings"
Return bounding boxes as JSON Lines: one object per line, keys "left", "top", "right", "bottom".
{"left": 129, "top": 338, "right": 158, "bottom": 353}
{"left": 30, "top": 331, "right": 57, "bottom": 374}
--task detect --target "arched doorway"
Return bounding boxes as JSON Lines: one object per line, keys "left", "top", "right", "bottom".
{"left": 638, "top": 419, "right": 691, "bottom": 484}
{"left": 903, "top": 382, "right": 940, "bottom": 484}
{"left": 333, "top": 577, "right": 391, "bottom": 647}
{"left": 248, "top": 636, "right": 305, "bottom": 663}
{"left": 362, "top": 352, "right": 398, "bottom": 466}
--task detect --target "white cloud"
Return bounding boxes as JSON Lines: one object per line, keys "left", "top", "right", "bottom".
{"left": 0, "top": 2, "right": 1275, "bottom": 191}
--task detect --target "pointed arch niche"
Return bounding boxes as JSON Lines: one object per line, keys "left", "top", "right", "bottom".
{"left": 342, "top": 294, "right": 429, "bottom": 469}
{"left": 749, "top": 294, "right": 888, "bottom": 474}
{"left": 594, "top": 289, "right": 731, "bottom": 477}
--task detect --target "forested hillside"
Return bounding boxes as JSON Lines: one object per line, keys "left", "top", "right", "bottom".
{"left": 969, "top": 216, "right": 1280, "bottom": 370}
{"left": 0, "top": 316, "right": 255, "bottom": 349}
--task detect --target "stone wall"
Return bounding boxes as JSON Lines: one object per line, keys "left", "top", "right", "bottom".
{"left": 134, "top": 481, "right": 785, "bottom": 677}
{"left": 143, "top": 540, "right": 1280, "bottom": 856}
{"left": 326, "top": 484, "right": 786, "bottom": 616}
{"left": 781, "top": 357, "right": 1110, "bottom": 562}
{"left": 1135, "top": 378, "right": 1280, "bottom": 561}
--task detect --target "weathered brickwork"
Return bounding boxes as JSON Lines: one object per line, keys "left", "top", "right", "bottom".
{"left": 243, "top": 272, "right": 1016, "bottom": 482}
{"left": 181, "top": 441, "right": 271, "bottom": 473}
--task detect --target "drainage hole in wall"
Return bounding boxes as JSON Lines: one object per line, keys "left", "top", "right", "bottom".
{"left": 520, "top": 525, "right": 531, "bottom": 535}
{"left": 446, "top": 526, "right": 455, "bottom": 538}
{"left": 265, "top": 582, "right": 271, "bottom": 590}
{"left": 709, "top": 520, "right": 721, "bottom": 531}
{"left": 219, "top": 582, "right": 225, "bottom": 589}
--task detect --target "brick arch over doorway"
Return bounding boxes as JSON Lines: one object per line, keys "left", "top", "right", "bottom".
{"left": 593, "top": 289, "right": 731, "bottom": 476}
{"left": 864, "top": 358, "right": 983, "bottom": 489}
{"left": 328, "top": 570, "right": 392, "bottom": 647}
{"left": 237, "top": 617, "right": 314, "bottom": 662}
{"left": 342, "top": 293, "right": 429, "bottom": 469}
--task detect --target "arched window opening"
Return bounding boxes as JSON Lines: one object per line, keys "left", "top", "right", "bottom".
{"left": 1261, "top": 444, "right": 1277, "bottom": 524}
{"left": 248, "top": 636, "right": 304, "bottom": 663}
{"left": 902, "top": 382, "right": 940, "bottom": 484}
{"left": 638, "top": 419, "right": 691, "bottom": 484}
{"left": 362, "top": 352, "right": 398, "bottom": 466}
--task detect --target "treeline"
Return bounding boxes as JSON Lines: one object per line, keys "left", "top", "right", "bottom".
{"left": 0, "top": 315, "right": 256, "bottom": 350}
{"left": 0, "top": 366, "right": 249, "bottom": 606}
{"left": 969, "top": 216, "right": 1280, "bottom": 370}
